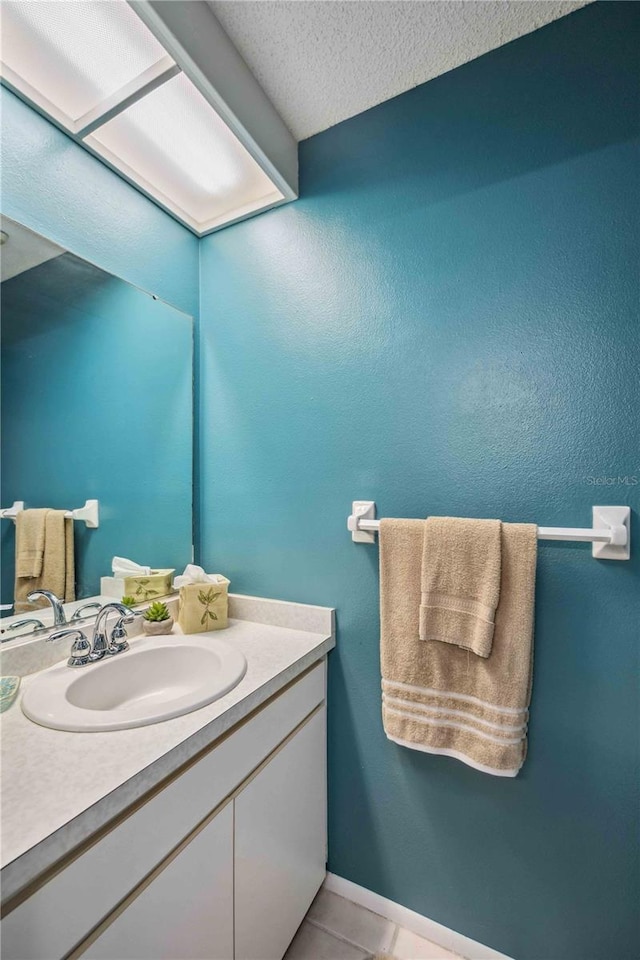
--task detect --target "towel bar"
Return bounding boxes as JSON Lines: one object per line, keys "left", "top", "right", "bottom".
{"left": 0, "top": 500, "right": 100, "bottom": 529}
{"left": 347, "top": 502, "right": 630, "bottom": 560}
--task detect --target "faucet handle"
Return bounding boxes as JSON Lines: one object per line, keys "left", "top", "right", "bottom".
{"left": 8, "top": 618, "right": 45, "bottom": 634}
{"left": 107, "top": 614, "right": 136, "bottom": 655}
{"left": 47, "top": 628, "right": 92, "bottom": 667}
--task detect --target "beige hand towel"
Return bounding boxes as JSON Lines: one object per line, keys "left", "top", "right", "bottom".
{"left": 419, "top": 516, "right": 502, "bottom": 658}
{"left": 15, "top": 510, "right": 76, "bottom": 612}
{"left": 380, "top": 518, "right": 537, "bottom": 777}
{"left": 15, "top": 508, "right": 48, "bottom": 579}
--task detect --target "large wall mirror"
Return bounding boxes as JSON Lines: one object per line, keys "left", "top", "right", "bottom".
{"left": 1, "top": 216, "right": 193, "bottom": 641}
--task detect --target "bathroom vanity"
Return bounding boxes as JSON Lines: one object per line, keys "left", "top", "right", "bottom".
{"left": 0, "top": 595, "right": 334, "bottom": 960}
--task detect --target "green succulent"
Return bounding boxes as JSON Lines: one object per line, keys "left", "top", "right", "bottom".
{"left": 121, "top": 596, "right": 136, "bottom": 607}
{"left": 143, "top": 601, "right": 171, "bottom": 622}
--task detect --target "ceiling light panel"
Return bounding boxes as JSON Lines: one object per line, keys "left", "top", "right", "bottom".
{"left": 86, "top": 72, "right": 283, "bottom": 232}
{"left": 0, "top": 0, "right": 170, "bottom": 124}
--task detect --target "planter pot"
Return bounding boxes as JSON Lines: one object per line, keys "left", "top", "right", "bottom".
{"left": 142, "top": 617, "right": 174, "bottom": 637}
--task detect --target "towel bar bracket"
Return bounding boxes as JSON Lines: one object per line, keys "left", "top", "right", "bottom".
{"left": 591, "top": 506, "right": 630, "bottom": 560}
{"left": 347, "top": 501, "right": 630, "bottom": 560}
{"left": 347, "top": 501, "right": 377, "bottom": 543}
{"left": 0, "top": 501, "right": 25, "bottom": 520}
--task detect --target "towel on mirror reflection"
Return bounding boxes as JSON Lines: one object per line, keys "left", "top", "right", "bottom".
{"left": 15, "top": 508, "right": 47, "bottom": 579}
{"left": 419, "top": 516, "right": 502, "bottom": 658}
{"left": 379, "top": 518, "right": 537, "bottom": 778}
{"left": 14, "top": 510, "right": 75, "bottom": 612}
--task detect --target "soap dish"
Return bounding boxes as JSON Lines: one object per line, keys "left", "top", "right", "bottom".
{"left": 0, "top": 676, "right": 21, "bottom": 712}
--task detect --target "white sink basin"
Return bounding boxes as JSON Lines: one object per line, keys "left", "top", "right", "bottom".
{"left": 21, "top": 634, "right": 247, "bottom": 732}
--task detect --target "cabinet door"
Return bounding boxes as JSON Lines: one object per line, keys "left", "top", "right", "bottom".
{"left": 82, "top": 801, "right": 233, "bottom": 960}
{"left": 234, "top": 707, "right": 326, "bottom": 960}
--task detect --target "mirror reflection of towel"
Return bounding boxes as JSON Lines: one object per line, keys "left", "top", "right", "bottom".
{"left": 14, "top": 509, "right": 75, "bottom": 612}
{"left": 15, "top": 508, "right": 47, "bottom": 579}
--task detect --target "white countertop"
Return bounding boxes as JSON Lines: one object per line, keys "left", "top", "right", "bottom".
{"left": 0, "top": 595, "right": 334, "bottom": 902}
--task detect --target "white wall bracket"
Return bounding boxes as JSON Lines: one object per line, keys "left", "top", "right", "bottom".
{"left": 347, "top": 501, "right": 377, "bottom": 543}
{"left": 591, "top": 506, "right": 630, "bottom": 560}
{"left": 71, "top": 499, "right": 100, "bottom": 529}
{"left": 0, "top": 501, "right": 25, "bottom": 521}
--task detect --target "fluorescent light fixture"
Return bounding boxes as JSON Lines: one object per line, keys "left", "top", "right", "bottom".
{"left": 0, "top": 0, "right": 292, "bottom": 234}
{"left": 0, "top": 0, "right": 169, "bottom": 125}
{"left": 87, "top": 73, "right": 284, "bottom": 232}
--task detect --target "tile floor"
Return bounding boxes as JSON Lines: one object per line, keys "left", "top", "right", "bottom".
{"left": 284, "top": 888, "right": 464, "bottom": 960}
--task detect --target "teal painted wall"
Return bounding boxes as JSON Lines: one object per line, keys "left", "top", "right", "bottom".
{"left": 1, "top": 253, "right": 193, "bottom": 604}
{"left": 198, "top": 5, "right": 640, "bottom": 959}
{"left": 0, "top": 87, "right": 198, "bottom": 318}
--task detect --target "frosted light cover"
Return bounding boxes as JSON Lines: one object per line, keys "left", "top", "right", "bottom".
{"left": 87, "top": 72, "right": 283, "bottom": 230}
{"left": 0, "top": 0, "right": 169, "bottom": 122}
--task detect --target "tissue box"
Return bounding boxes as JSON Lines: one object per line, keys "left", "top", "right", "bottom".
{"left": 100, "top": 577, "right": 128, "bottom": 599}
{"left": 178, "top": 577, "right": 230, "bottom": 633}
{"left": 124, "top": 569, "right": 174, "bottom": 602}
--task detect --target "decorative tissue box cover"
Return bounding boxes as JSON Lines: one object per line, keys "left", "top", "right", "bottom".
{"left": 124, "top": 569, "right": 175, "bottom": 602}
{"left": 178, "top": 577, "right": 230, "bottom": 633}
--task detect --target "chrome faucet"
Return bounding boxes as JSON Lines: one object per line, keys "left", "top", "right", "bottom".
{"left": 26, "top": 589, "right": 66, "bottom": 626}
{"left": 90, "top": 602, "right": 136, "bottom": 660}
{"left": 71, "top": 602, "right": 102, "bottom": 622}
{"left": 48, "top": 602, "right": 136, "bottom": 667}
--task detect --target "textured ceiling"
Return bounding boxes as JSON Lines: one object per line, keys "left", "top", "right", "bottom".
{"left": 209, "top": 0, "right": 591, "bottom": 140}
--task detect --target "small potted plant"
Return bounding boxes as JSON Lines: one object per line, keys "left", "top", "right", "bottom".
{"left": 142, "top": 601, "right": 174, "bottom": 636}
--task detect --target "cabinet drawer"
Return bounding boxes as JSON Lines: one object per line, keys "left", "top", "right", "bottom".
{"left": 2, "top": 662, "right": 325, "bottom": 960}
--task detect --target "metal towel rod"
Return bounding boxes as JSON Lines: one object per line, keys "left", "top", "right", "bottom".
{"left": 347, "top": 501, "right": 630, "bottom": 560}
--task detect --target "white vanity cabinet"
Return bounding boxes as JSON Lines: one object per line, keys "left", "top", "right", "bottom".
{"left": 83, "top": 802, "right": 235, "bottom": 960}
{"left": 1, "top": 662, "right": 327, "bottom": 960}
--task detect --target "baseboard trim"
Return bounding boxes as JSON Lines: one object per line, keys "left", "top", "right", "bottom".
{"left": 323, "top": 872, "right": 515, "bottom": 960}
